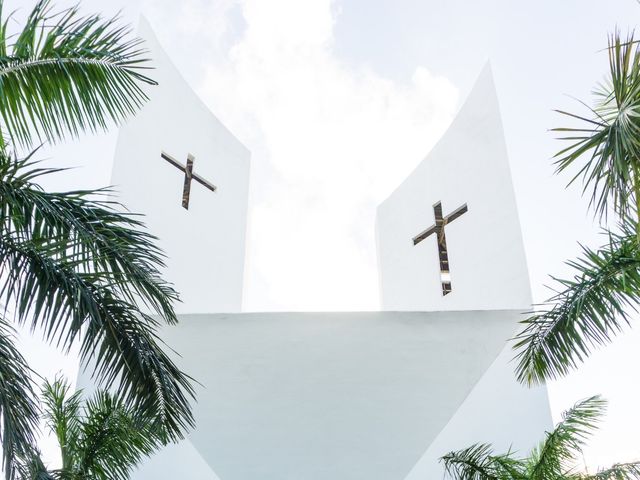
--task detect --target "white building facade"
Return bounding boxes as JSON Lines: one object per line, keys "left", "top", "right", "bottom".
{"left": 110, "top": 18, "right": 251, "bottom": 314}
{"left": 77, "top": 19, "right": 551, "bottom": 480}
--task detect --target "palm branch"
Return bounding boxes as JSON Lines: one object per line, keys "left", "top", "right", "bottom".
{"left": 514, "top": 32, "right": 640, "bottom": 384}
{"left": 13, "top": 448, "right": 54, "bottom": 480}
{"left": 41, "top": 376, "right": 82, "bottom": 471}
{"left": 0, "top": 318, "right": 39, "bottom": 480}
{"left": 553, "top": 32, "right": 640, "bottom": 225}
{"left": 75, "top": 391, "right": 160, "bottom": 479}
{"left": 578, "top": 463, "right": 640, "bottom": 479}
{"left": 16, "top": 378, "right": 162, "bottom": 480}
{"left": 441, "top": 443, "right": 528, "bottom": 480}
{"left": 527, "top": 396, "right": 605, "bottom": 479}
{"left": 441, "top": 396, "right": 638, "bottom": 480}
{"left": 0, "top": 0, "right": 156, "bottom": 149}
{"left": 514, "top": 224, "right": 640, "bottom": 385}
{"left": 45, "top": 378, "right": 160, "bottom": 480}
{"left": 0, "top": 0, "right": 193, "bottom": 476}
{"left": 0, "top": 150, "right": 194, "bottom": 458}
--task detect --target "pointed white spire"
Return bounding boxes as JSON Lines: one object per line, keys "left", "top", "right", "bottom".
{"left": 377, "top": 63, "right": 531, "bottom": 311}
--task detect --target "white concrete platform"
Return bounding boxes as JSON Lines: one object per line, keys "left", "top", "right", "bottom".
{"left": 124, "top": 311, "right": 551, "bottom": 480}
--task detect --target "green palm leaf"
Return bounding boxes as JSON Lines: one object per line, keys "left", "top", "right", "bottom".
{"left": 513, "top": 224, "right": 640, "bottom": 385}
{"left": 13, "top": 447, "right": 55, "bottom": 480}
{"left": 75, "top": 391, "right": 160, "bottom": 479}
{"left": 553, "top": 32, "right": 640, "bottom": 223}
{"left": 579, "top": 463, "right": 640, "bottom": 479}
{"left": 0, "top": 0, "right": 191, "bottom": 476}
{"left": 41, "top": 377, "right": 82, "bottom": 471}
{"left": 0, "top": 149, "right": 179, "bottom": 326}
{"left": 0, "top": 150, "right": 195, "bottom": 443}
{"left": 441, "top": 397, "right": 633, "bottom": 480}
{"left": 441, "top": 443, "right": 528, "bottom": 480}
{"left": 0, "top": 318, "right": 39, "bottom": 480}
{"left": 528, "top": 396, "right": 605, "bottom": 480}
{"left": 17, "top": 378, "right": 163, "bottom": 480}
{"left": 0, "top": 0, "right": 156, "bottom": 149}
{"left": 42, "top": 378, "right": 161, "bottom": 480}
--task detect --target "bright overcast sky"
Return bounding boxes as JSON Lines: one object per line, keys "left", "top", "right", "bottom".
{"left": 9, "top": 0, "right": 640, "bottom": 471}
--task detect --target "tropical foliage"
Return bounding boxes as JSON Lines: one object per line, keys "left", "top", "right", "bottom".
{"left": 0, "top": 1, "right": 194, "bottom": 477}
{"left": 15, "top": 378, "right": 162, "bottom": 480}
{"left": 441, "top": 396, "right": 640, "bottom": 480}
{"left": 0, "top": 0, "right": 154, "bottom": 149}
{"left": 514, "top": 32, "right": 640, "bottom": 385}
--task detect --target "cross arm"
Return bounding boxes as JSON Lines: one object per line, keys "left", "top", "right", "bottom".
{"left": 160, "top": 151, "right": 217, "bottom": 192}
{"left": 444, "top": 204, "right": 468, "bottom": 223}
{"left": 412, "top": 225, "right": 438, "bottom": 245}
{"left": 192, "top": 173, "right": 217, "bottom": 192}
{"left": 161, "top": 151, "right": 186, "bottom": 172}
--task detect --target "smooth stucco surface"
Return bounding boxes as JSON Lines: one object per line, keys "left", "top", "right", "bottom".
{"left": 76, "top": 21, "right": 553, "bottom": 480}
{"left": 121, "top": 311, "right": 550, "bottom": 480}
{"left": 376, "top": 65, "right": 532, "bottom": 312}
{"left": 109, "top": 18, "right": 250, "bottom": 314}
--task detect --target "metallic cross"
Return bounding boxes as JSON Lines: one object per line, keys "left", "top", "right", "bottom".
{"left": 161, "top": 151, "right": 217, "bottom": 210}
{"left": 413, "top": 201, "right": 468, "bottom": 296}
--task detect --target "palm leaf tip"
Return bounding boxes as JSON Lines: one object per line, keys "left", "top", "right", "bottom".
{"left": 439, "top": 397, "right": 629, "bottom": 480}
{"left": 553, "top": 31, "right": 640, "bottom": 221}
{"left": 583, "top": 462, "right": 640, "bottom": 479}
{"left": 522, "top": 396, "right": 605, "bottom": 480}
{"left": 441, "top": 443, "right": 525, "bottom": 480}
{"left": 0, "top": 0, "right": 158, "bottom": 149}
{"left": 513, "top": 225, "right": 640, "bottom": 385}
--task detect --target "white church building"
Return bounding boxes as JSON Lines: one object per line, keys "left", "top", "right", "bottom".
{"left": 78, "top": 19, "right": 552, "bottom": 480}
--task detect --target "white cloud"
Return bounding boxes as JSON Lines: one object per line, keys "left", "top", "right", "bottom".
{"left": 192, "top": 0, "right": 459, "bottom": 310}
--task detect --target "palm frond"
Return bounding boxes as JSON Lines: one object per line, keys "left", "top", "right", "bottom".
{"left": 80, "top": 305, "right": 195, "bottom": 440}
{"left": 0, "top": 0, "right": 156, "bottom": 149}
{"left": 16, "top": 378, "right": 166, "bottom": 480}
{"left": 0, "top": 317, "right": 39, "bottom": 480}
{"left": 580, "top": 462, "right": 640, "bottom": 479}
{"left": 74, "top": 389, "right": 161, "bottom": 480}
{"left": 0, "top": 150, "right": 179, "bottom": 326}
{"left": 553, "top": 31, "right": 640, "bottom": 221}
{"left": 13, "top": 447, "right": 56, "bottom": 480}
{"left": 440, "top": 443, "right": 527, "bottom": 480}
{"left": 529, "top": 396, "right": 606, "bottom": 480}
{"left": 41, "top": 377, "right": 82, "bottom": 471}
{"left": 0, "top": 151, "right": 194, "bottom": 439}
{"left": 514, "top": 225, "right": 640, "bottom": 385}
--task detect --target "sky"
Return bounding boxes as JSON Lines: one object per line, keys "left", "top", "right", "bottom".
{"left": 7, "top": 0, "right": 640, "bottom": 472}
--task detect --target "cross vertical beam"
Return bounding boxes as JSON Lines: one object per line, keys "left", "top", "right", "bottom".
{"left": 433, "top": 203, "right": 452, "bottom": 295}
{"left": 413, "top": 201, "right": 468, "bottom": 296}
{"left": 161, "top": 151, "right": 217, "bottom": 210}
{"left": 182, "top": 154, "right": 194, "bottom": 209}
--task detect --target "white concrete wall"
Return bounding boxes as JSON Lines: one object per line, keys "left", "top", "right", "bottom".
{"left": 78, "top": 24, "right": 551, "bottom": 480}
{"left": 109, "top": 17, "right": 250, "bottom": 314}
{"left": 74, "top": 19, "right": 250, "bottom": 477}
{"left": 132, "top": 439, "right": 222, "bottom": 480}
{"left": 128, "top": 311, "right": 551, "bottom": 480}
{"left": 403, "top": 337, "right": 552, "bottom": 479}
{"left": 376, "top": 64, "right": 531, "bottom": 311}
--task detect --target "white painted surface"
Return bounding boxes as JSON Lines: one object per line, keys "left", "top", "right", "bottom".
{"left": 109, "top": 18, "right": 250, "bottom": 314}
{"left": 131, "top": 311, "right": 551, "bottom": 480}
{"left": 376, "top": 65, "right": 531, "bottom": 311}
{"left": 403, "top": 338, "right": 552, "bottom": 479}
{"left": 73, "top": 23, "right": 551, "bottom": 480}
{"left": 132, "top": 439, "right": 222, "bottom": 480}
